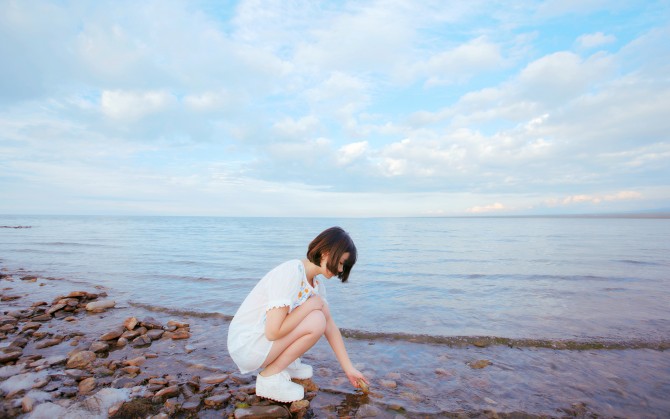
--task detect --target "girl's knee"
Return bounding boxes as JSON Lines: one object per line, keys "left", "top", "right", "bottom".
{"left": 306, "top": 309, "right": 327, "bottom": 334}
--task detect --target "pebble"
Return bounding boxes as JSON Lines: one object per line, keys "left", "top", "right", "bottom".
{"left": 124, "top": 356, "right": 146, "bottom": 367}
{"left": 35, "top": 338, "right": 62, "bottom": 349}
{"left": 124, "top": 317, "right": 139, "bottom": 330}
{"left": 380, "top": 379, "right": 397, "bottom": 389}
{"left": 86, "top": 300, "right": 116, "bottom": 312}
{"left": 202, "top": 374, "right": 228, "bottom": 384}
{"left": 205, "top": 393, "right": 232, "bottom": 407}
{"left": 355, "top": 404, "right": 382, "bottom": 417}
{"left": 66, "top": 351, "right": 96, "bottom": 369}
{"left": 78, "top": 377, "right": 96, "bottom": 395}
{"left": 234, "top": 405, "right": 290, "bottom": 418}
{"left": 100, "top": 326, "right": 125, "bottom": 341}
{"left": 468, "top": 360, "right": 492, "bottom": 369}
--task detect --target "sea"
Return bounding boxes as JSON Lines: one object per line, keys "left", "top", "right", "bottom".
{"left": 1, "top": 215, "right": 669, "bottom": 417}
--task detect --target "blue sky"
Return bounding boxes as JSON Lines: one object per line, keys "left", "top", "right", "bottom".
{"left": 1, "top": 0, "right": 669, "bottom": 216}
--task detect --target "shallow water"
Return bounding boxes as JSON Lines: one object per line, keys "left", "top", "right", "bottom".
{"left": 2, "top": 215, "right": 670, "bottom": 416}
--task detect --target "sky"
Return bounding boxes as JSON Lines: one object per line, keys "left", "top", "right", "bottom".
{"left": 1, "top": 0, "right": 669, "bottom": 217}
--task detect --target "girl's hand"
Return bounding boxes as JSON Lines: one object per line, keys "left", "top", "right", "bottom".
{"left": 345, "top": 367, "right": 368, "bottom": 389}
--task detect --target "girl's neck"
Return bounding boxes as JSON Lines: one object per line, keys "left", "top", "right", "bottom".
{"left": 301, "top": 258, "right": 321, "bottom": 286}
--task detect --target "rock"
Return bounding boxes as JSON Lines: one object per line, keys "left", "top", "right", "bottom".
{"left": 293, "top": 378, "right": 318, "bottom": 392}
{"left": 9, "top": 337, "right": 29, "bottom": 348}
{"left": 112, "top": 377, "right": 137, "bottom": 389}
{"left": 79, "top": 377, "right": 96, "bottom": 395}
{"left": 66, "top": 351, "right": 96, "bottom": 369}
{"left": 355, "top": 404, "right": 381, "bottom": 417}
{"left": 67, "top": 291, "right": 91, "bottom": 298}
{"left": 167, "top": 320, "right": 189, "bottom": 328}
{"left": 149, "top": 377, "right": 168, "bottom": 385}
{"left": 146, "top": 329, "right": 164, "bottom": 340}
{"left": 181, "top": 396, "right": 201, "bottom": 411}
{"left": 124, "top": 356, "right": 146, "bottom": 367}
{"left": 435, "top": 368, "right": 452, "bottom": 377}
{"left": 47, "top": 303, "right": 67, "bottom": 315}
{"left": 121, "top": 366, "right": 140, "bottom": 375}
{"left": 21, "top": 275, "right": 38, "bottom": 281}
{"left": 473, "top": 339, "right": 489, "bottom": 347}
{"left": 35, "top": 338, "right": 62, "bottom": 349}
{"left": 86, "top": 300, "right": 115, "bottom": 312}
{"left": 123, "top": 317, "right": 139, "bottom": 330}
{"left": 468, "top": 359, "right": 492, "bottom": 369}
{"left": 131, "top": 335, "right": 152, "bottom": 347}
{"left": 202, "top": 374, "right": 228, "bottom": 384}
{"left": 60, "top": 386, "right": 79, "bottom": 397}
{"left": 121, "top": 329, "right": 140, "bottom": 340}
{"left": 290, "top": 399, "right": 310, "bottom": 414}
{"left": 380, "top": 379, "right": 397, "bottom": 389}
{"left": 141, "top": 317, "right": 163, "bottom": 329}
{"left": 90, "top": 342, "right": 109, "bottom": 353}
{"left": 204, "top": 393, "right": 232, "bottom": 407}
{"left": 386, "top": 372, "right": 401, "bottom": 380}
{"left": 0, "top": 350, "right": 22, "bottom": 364}
{"left": 153, "top": 385, "right": 180, "bottom": 401}
{"left": 234, "top": 405, "right": 290, "bottom": 418}
{"left": 31, "top": 314, "right": 52, "bottom": 322}
{"left": 171, "top": 330, "right": 190, "bottom": 340}
{"left": 116, "top": 337, "right": 128, "bottom": 348}
{"left": 100, "top": 326, "right": 125, "bottom": 341}
{"left": 21, "top": 396, "right": 35, "bottom": 413}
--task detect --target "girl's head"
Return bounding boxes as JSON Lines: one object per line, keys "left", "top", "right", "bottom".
{"left": 307, "top": 226, "right": 357, "bottom": 282}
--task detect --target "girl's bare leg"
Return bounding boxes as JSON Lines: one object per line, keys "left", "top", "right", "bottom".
{"left": 260, "top": 309, "right": 326, "bottom": 376}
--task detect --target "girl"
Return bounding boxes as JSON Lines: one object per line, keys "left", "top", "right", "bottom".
{"left": 227, "top": 226, "right": 368, "bottom": 402}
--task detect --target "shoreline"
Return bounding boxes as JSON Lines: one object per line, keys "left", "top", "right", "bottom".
{"left": 2, "top": 266, "right": 669, "bottom": 418}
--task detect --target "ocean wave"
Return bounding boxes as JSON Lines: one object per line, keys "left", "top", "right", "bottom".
{"left": 338, "top": 329, "right": 670, "bottom": 350}
{"left": 127, "top": 300, "right": 670, "bottom": 350}
{"left": 128, "top": 301, "right": 234, "bottom": 321}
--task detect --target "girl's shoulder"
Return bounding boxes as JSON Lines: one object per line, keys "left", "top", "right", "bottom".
{"left": 266, "top": 259, "right": 304, "bottom": 278}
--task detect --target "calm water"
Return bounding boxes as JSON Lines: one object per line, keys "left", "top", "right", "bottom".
{"left": 2, "top": 215, "right": 670, "bottom": 416}
{"left": 1, "top": 215, "right": 669, "bottom": 343}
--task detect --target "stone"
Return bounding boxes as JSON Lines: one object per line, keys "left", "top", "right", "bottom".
{"left": 131, "top": 335, "right": 152, "bottom": 347}
{"left": 356, "top": 404, "right": 382, "bottom": 417}
{"left": 100, "top": 326, "right": 125, "bottom": 341}
{"left": 386, "top": 372, "right": 401, "bottom": 380}
{"left": 90, "top": 342, "right": 109, "bottom": 353}
{"left": 85, "top": 300, "right": 115, "bottom": 312}
{"left": 121, "top": 330, "right": 141, "bottom": 340}
{"left": 234, "top": 405, "right": 290, "bottom": 418}
{"left": 124, "top": 356, "right": 146, "bottom": 367}
{"left": 380, "top": 379, "right": 397, "bottom": 389}
{"left": 67, "top": 291, "right": 90, "bottom": 298}
{"left": 66, "top": 351, "right": 96, "bottom": 369}
{"left": 289, "top": 399, "right": 310, "bottom": 414}
{"left": 181, "top": 396, "right": 201, "bottom": 411}
{"left": 293, "top": 378, "right": 318, "bottom": 392}
{"left": 117, "top": 337, "right": 128, "bottom": 348}
{"left": 31, "top": 314, "right": 52, "bottom": 322}
{"left": 122, "top": 366, "right": 141, "bottom": 375}
{"left": 204, "top": 393, "right": 232, "bottom": 407}
{"left": 78, "top": 377, "right": 96, "bottom": 395}
{"left": 171, "top": 330, "right": 190, "bottom": 340}
{"left": 0, "top": 315, "right": 19, "bottom": 326}
{"left": 35, "top": 338, "right": 62, "bottom": 349}
{"left": 149, "top": 377, "right": 168, "bottom": 385}
{"left": 468, "top": 360, "right": 492, "bottom": 369}
{"left": 153, "top": 385, "right": 180, "bottom": 401}
{"left": 0, "top": 350, "right": 22, "bottom": 363}
{"left": 202, "top": 374, "right": 228, "bottom": 384}
{"left": 47, "top": 303, "right": 67, "bottom": 315}
{"left": 123, "top": 317, "right": 139, "bottom": 330}
{"left": 22, "top": 396, "right": 35, "bottom": 413}
{"left": 141, "top": 317, "right": 163, "bottom": 329}
{"left": 146, "top": 329, "right": 164, "bottom": 340}
{"left": 60, "top": 386, "right": 79, "bottom": 397}
{"left": 167, "top": 320, "right": 189, "bottom": 328}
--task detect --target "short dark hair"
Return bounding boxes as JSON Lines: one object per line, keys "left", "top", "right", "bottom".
{"left": 307, "top": 226, "right": 357, "bottom": 282}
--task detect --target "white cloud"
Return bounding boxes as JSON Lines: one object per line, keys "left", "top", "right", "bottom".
{"left": 467, "top": 202, "right": 506, "bottom": 213}
{"left": 545, "top": 190, "right": 643, "bottom": 207}
{"left": 337, "top": 141, "right": 369, "bottom": 166}
{"left": 101, "top": 90, "right": 176, "bottom": 120}
{"left": 577, "top": 32, "right": 616, "bottom": 49}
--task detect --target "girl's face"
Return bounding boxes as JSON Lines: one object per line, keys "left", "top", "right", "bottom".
{"left": 321, "top": 252, "right": 350, "bottom": 278}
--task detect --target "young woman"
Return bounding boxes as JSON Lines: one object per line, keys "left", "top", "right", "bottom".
{"left": 227, "top": 226, "right": 368, "bottom": 402}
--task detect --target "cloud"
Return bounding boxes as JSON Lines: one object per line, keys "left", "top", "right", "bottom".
{"left": 576, "top": 32, "right": 617, "bottom": 49}
{"left": 337, "top": 141, "right": 369, "bottom": 166}
{"left": 467, "top": 202, "right": 507, "bottom": 213}
{"left": 101, "top": 90, "right": 176, "bottom": 120}
{"left": 545, "top": 190, "right": 643, "bottom": 207}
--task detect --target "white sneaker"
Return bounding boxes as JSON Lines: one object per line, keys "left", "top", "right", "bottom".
{"left": 255, "top": 371, "right": 304, "bottom": 403}
{"left": 286, "top": 357, "right": 313, "bottom": 379}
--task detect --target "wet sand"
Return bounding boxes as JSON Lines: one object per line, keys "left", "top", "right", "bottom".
{"left": 2, "top": 267, "right": 670, "bottom": 418}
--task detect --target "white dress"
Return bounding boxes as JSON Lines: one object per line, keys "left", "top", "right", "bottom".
{"left": 227, "top": 259, "right": 328, "bottom": 374}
